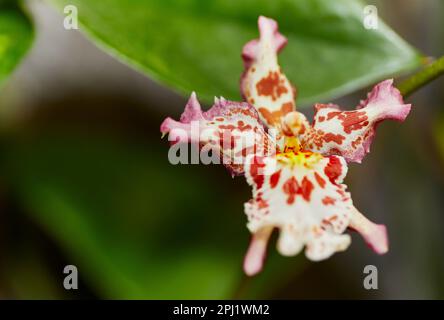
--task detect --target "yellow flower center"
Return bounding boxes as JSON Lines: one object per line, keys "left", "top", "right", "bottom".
{"left": 277, "top": 136, "right": 323, "bottom": 168}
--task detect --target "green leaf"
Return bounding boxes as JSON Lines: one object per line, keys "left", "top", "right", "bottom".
{"left": 0, "top": 1, "right": 34, "bottom": 87}
{"left": 49, "top": 0, "right": 421, "bottom": 105}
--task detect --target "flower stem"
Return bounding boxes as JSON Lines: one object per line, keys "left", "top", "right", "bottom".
{"left": 399, "top": 55, "right": 444, "bottom": 98}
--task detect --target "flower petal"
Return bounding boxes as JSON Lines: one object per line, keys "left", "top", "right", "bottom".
{"left": 243, "top": 152, "right": 387, "bottom": 273}
{"left": 160, "top": 93, "right": 276, "bottom": 176}
{"left": 349, "top": 208, "right": 388, "bottom": 254}
{"left": 300, "top": 79, "right": 411, "bottom": 163}
{"left": 241, "top": 16, "right": 296, "bottom": 129}
{"left": 243, "top": 226, "right": 273, "bottom": 276}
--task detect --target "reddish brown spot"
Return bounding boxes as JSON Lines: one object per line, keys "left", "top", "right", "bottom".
{"left": 229, "top": 107, "right": 257, "bottom": 119}
{"left": 318, "top": 116, "right": 325, "bottom": 122}
{"left": 322, "top": 196, "right": 336, "bottom": 205}
{"left": 341, "top": 111, "right": 369, "bottom": 133}
{"left": 239, "top": 146, "right": 254, "bottom": 157}
{"left": 323, "top": 133, "right": 345, "bottom": 145}
{"left": 322, "top": 215, "right": 338, "bottom": 225}
{"left": 250, "top": 157, "right": 266, "bottom": 189}
{"left": 351, "top": 136, "right": 362, "bottom": 149}
{"left": 257, "top": 199, "right": 268, "bottom": 209}
{"left": 281, "top": 102, "right": 294, "bottom": 114}
{"left": 270, "top": 170, "right": 281, "bottom": 188}
{"left": 327, "top": 111, "right": 342, "bottom": 120}
{"left": 283, "top": 177, "right": 297, "bottom": 204}
{"left": 254, "top": 191, "right": 268, "bottom": 210}
{"left": 300, "top": 177, "right": 314, "bottom": 201}
{"left": 259, "top": 102, "right": 294, "bottom": 126}
{"left": 324, "top": 156, "right": 343, "bottom": 184}
{"left": 216, "top": 117, "right": 225, "bottom": 122}
{"left": 237, "top": 120, "right": 253, "bottom": 132}
{"left": 259, "top": 108, "right": 276, "bottom": 125}
{"left": 326, "top": 110, "right": 369, "bottom": 134}
{"left": 328, "top": 147, "right": 342, "bottom": 155}
{"left": 219, "top": 124, "right": 236, "bottom": 130}
{"left": 314, "top": 172, "right": 326, "bottom": 188}
{"left": 299, "top": 123, "right": 306, "bottom": 135}
{"left": 282, "top": 176, "right": 314, "bottom": 204}
{"left": 256, "top": 71, "right": 289, "bottom": 101}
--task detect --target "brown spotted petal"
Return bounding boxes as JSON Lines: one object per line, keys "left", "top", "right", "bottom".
{"left": 243, "top": 153, "right": 388, "bottom": 276}
{"left": 299, "top": 79, "right": 411, "bottom": 163}
{"left": 241, "top": 16, "right": 296, "bottom": 130}
{"left": 160, "top": 93, "right": 276, "bottom": 176}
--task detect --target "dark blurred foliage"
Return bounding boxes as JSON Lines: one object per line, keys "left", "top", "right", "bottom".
{"left": 0, "top": 0, "right": 443, "bottom": 299}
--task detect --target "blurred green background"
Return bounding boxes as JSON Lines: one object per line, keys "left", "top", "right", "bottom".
{"left": 0, "top": 0, "right": 443, "bottom": 299}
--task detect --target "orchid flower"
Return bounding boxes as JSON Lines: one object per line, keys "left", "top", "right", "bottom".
{"left": 160, "top": 16, "right": 411, "bottom": 276}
